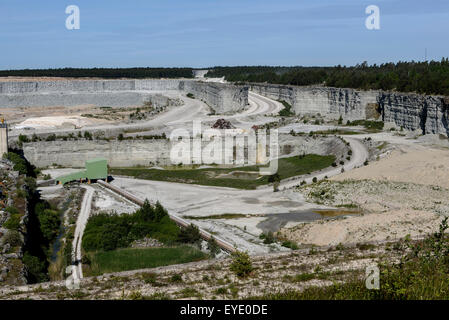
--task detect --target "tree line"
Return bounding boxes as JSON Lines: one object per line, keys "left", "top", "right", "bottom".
{"left": 0, "top": 67, "right": 194, "bottom": 79}
{"left": 206, "top": 59, "right": 449, "bottom": 96}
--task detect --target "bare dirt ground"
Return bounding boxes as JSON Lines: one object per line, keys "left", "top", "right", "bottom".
{"left": 332, "top": 143, "right": 449, "bottom": 188}
{"left": 1, "top": 105, "right": 100, "bottom": 124}
{"left": 279, "top": 141, "right": 449, "bottom": 246}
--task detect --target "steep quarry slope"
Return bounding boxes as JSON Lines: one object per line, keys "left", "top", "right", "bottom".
{"left": 0, "top": 161, "right": 29, "bottom": 286}
{"left": 0, "top": 79, "right": 249, "bottom": 115}
{"left": 250, "top": 83, "right": 449, "bottom": 136}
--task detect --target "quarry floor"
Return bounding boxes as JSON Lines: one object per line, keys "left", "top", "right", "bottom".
{"left": 3, "top": 81, "right": 449, "bottom": 299}
{"left": 32, "top": 89, "right": 449, "bottom": 256}
{"left": 40, "top": 130, "right": 449, "bottom": 255}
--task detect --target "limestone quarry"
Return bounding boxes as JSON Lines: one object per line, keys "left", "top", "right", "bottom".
{"left": 1, "top": 75, "right": 448, "bottom": 301}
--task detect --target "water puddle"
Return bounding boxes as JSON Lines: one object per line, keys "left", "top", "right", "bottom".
{"left": 257, "top": 208, "right": 361, "bottom": 233}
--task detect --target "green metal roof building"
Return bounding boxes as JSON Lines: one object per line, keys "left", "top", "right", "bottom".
{"left": 56, "top": 158, "right": 108, "bottom": 185}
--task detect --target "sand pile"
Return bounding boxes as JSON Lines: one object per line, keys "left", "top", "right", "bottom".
{"left": 15, "top": 115, "right": 104, "bottom": 129}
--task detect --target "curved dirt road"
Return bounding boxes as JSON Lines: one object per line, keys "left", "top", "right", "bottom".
{"left": 279, "top": 136, "right": 369, "bottom": 189}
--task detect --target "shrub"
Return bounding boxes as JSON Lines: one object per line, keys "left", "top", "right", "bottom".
{"left": 312, "top": 177, "right": 318, "bottom": 183}
{"left": 207, "top": 237, "right": 220, "bottom": 257}
{"left": 170, "top": 274, "right": 183, "bottom": 283}
{"left": 267, "top": 173, "right": 280, "bottom": 183}
{"left": 18, "top": 134, "right": 29, "bottom": 144}
{"left": 35, "top": 203, "right": 61, "bottom": 242}
{"left": 178, "top": 224, "right": 201, "bottom": 245}
{"left": 3, "top": 230, "right": 22, "bottom": 246}
{"left": 45, "top": 134, "right": 56, "bottom": 142}
{"left": 81, "top": 254, "right": 91, "bottom": 265}
{"left": 23, "top": 252, "right": 49, "bottom": 283}
{"left": 338, "top": 116, "right": 343, "bottom": 125}
{"left": 5, "top": 206, "right": 19, "bottom": 215}
{"left": 261, "top": 232, "right": 276, "bottom": 244}
{"left": 282, "top": 240, "right": 299, "bottom": 250}
{"left": 4, "top": 214, "right": 21, "bottom": 230}
{"left": 215, "top": 287, "right": 228, "bottom": 295}
{"left": 230, "top": 251, "right": 253, "bottom": 278}
{"left": 84, "top": 131, "right": 93, "bottom": 140}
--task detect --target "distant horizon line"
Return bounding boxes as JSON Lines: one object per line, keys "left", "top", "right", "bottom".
{"left": 1, "top": 58, "right": 448, "bottom": 72}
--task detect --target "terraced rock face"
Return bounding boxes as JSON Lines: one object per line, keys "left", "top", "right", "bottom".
{"left": 23, "top": 134, "right": 346, "bottom": 168}
{"left": 0, "top": 79, "right": 249, "bottom": 115}
{"left": 250, "top": 83, "right": 449, "bottom": 136}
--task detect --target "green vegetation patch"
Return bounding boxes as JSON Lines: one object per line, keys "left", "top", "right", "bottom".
{"left": 183, "top": 214, "right": 248, "bottom": 220}
{"left": 347, "top": 120, "right": 384, "bottom": 131}
{"left": 278, "top": 100, "right": 294, "bottom": 117}
{"left": 110, "top": 154, "right": 336, "bottom": 190}
{"left": 3, "top": 152, "right": 35, "bottom": 176}
{"left": 307, "top": 129, "right": 362, "bottom": 135}
{"left": 82, "top": 200, "right": 178, "bottom": 251}
{"left": 86, "top": 246, "right": 207, "bottom": 275}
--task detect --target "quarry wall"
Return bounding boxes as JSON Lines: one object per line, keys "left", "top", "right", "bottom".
{"left": 23, "top": 134, "right": 345, "bottom": 168}
{"left": 0, "top": 79, "right": 248, "bottom": 114}
{"left": 250, "top": 83, "right": 449, "bottom": 136}
{"left": 182, "top": 81, "right": 249, "bottom": 114}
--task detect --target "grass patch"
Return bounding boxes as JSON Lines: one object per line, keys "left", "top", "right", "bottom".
{"left": 377, "top": 142, "right": 388, "bottom": 150}
{"left": 309, "top": 129, "right": 362, "bottom": 135}
{"left": 336, "top": 203, "right": 359, "bottom": 209}
{"left": 86, "top": 246, "right": 207, "bottom": 276}
{"left": 346, "top": 120, "right": 384, "bottom": 132}
{"left": 183, "top": 214, "right": 248, "bottom": 220}
{"left": 110, "top": 154, "right": 336, "bottom": 190}
{"left": 313, "top": 209, "right": 361, "bottom": 217}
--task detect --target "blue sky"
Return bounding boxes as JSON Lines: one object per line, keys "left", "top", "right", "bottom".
{"left": 0, "top": 0, "right": 448, "bottom": 69}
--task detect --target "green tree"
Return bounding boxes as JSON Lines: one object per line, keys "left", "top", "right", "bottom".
{"left": 178, "top": 224, "right": 201, "bottom": 245}
{"left": 207, "top": 237, "right": 220, "bottom": 257}
{"left": 23, "top": 253, "right": 49, "bottom": 283}
{"left": 230, "top": 251, "right": 253, "bottom": 278}
{"left": 137, "top": 199, "right": 155, "bottom": 221}
{"left": 37, "top": 209, "right": 61, "bottom": 242}
{"left": 154, "top": 201, "right": 168, "bottom": 222}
